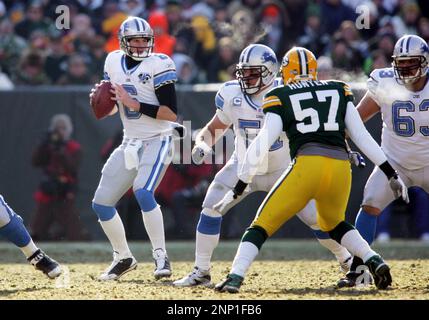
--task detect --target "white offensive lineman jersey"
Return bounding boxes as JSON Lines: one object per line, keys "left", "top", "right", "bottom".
{"left": 215, "top": 78, "right": 288, "bottom": 175}
{"left": 104, "top": 50, "right": 177, "bottom": 139}
{"left": 367, "top": 67, "right": 429, "bottom": 170}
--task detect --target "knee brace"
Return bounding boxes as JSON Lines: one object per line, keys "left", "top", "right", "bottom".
{"left": 92, "top": 202, "right": 116, "bottom": 221}
{"left": 135, "top": 188, "right": 157, "bottom": 212}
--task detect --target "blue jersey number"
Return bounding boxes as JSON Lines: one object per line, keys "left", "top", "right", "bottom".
{"left": 238, "top": 119, "right": 283, "bottom": 151}
{"left": 392, "top": 100, "right": 429, "bottom": 137}
{"left": 121, "top": 84, "right": 141, "bottom": 119}
{"left": 379, "top": 70, "right": 394, "bottom": 78}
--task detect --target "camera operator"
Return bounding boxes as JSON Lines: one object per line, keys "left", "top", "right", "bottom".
{"left": 31, "top": 114, "right": 84, "bottom": 241}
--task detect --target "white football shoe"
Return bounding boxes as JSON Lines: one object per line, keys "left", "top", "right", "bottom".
{"left": 173, "top": 266, "right": 212, "bottom": 287}
{"left": 153, "top": 248, "right": 172, "bottom": 279}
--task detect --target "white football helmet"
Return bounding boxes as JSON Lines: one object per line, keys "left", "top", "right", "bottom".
{"left": 236, "top": 44, "right": 278, "bottom": 95}
{"left": 392, "top": 35, "right": 429, "bottom": 84}
{"left": 118, "top": 16, "right": 154, "bottom": 61}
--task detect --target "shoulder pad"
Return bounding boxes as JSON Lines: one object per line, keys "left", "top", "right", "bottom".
{"left": 367, "top": 68, "right": 394, "bottom": 95}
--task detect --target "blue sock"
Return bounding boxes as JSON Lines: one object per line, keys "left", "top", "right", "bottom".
{"left": 197, "top": 213, "right": 222, "bottom": 235}
{"left": 0, "top": 214, "right": 31, "bottom": 247}
{"left": 312, "top": 229, "right": 330, "bottom": 240}
{"left": 355, "top": 208, "right": 377, "bottom": 245}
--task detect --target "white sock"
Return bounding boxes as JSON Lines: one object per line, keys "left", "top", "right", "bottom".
{"left": 195, "top": 231, "right": 219, "bottom": 271}
{"left": 230, "top": 241, "right": 259, "bottom": 277}
{"left": 318, "top": 238, "right": 351, "bottom": 262}
{"left": 142, "top": 205, "right": 166, "bottom": 252}
{"left": 340, "top": 229, "right": 377, "bottom": 262}
{"left": 99, "top": 212, "right": 131, "bottom": 259}
{"left": 20, "top": 240, "right": 39, "bottom": 258}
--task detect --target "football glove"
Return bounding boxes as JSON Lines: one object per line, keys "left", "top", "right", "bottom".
{"left": 348, "top": 150, "right": 366, "bottom": 168}
{"left": 389, "top": 173, "right": 409, "bottom": 203}
{"left": 191, "top": 141, "right": 212, "bottom": 165}
{"left": 379, "top": 161, "right": 409, "bottom": 203}
{"left": 213, "top": 180, "right": 248, "bottom": 212}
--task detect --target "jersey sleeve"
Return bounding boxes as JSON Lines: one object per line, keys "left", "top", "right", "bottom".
{"left": 329, "top": 80, "right": 354, "bottom": 103}
{"left": 366, "top": 69, "right": 382, "bottom": 105}
{"left": 214, "top": 85, "right": 233, "bottom": 125}
{"left": 103, "top": 52, "right": 115, "bottom": 80}
{"left": 152, "top": 54, "right": 178, "bottom": 89}
{"left": 262, "top": 89, "right": 283, "bottom": 117}
{"left": 342, "top": 82, "right": 354, "bottom": 103}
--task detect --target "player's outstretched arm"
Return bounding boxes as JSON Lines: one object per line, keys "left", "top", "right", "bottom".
{"left": 214, "top": 112, "right": 282, "bottom": 212}
{"left": 345, "top": 101, "right": 409, "bottom": 203}
{"left": 238, "top": 112, "right": 283, "bottom": 183}
{"left": 356, "top": 91, "right": 381, "bottom": 123}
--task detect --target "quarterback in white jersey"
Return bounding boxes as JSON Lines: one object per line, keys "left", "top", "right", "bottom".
{"left": 338, "top": 35, "right": 429, "bottom": 288}
{"left": 91, "top": 17, "right": 178, "bottom": 281}
{"left": 173, "top": 44, "right": 352, "bottom": 287}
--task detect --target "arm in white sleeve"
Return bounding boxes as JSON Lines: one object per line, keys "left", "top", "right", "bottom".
{"left": 238, "top": 112, "right": 283, "bottom": 183}
{"left": 345, "top": 101, "right": 387, "bottom": 166}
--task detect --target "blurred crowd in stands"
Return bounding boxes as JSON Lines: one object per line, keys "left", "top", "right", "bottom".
{"left": 1, "top": 0, "right": 429, "bottom": 89}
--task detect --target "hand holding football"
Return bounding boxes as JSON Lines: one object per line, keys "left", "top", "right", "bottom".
{"left": 89, "top": 80, "right": 116, "bottom": 120}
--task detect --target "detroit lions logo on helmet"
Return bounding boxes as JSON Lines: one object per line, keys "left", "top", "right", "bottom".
{"left": 421, "top": 42, "right": 429, "bottom": 54}
{"left": 138, "top": 72, "right": 151, "bottom": 84}
{"left": 262, "top": 51, "right": 276, "bottom": 65}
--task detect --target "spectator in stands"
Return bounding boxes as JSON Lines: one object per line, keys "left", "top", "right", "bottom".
{"left": 418, "top": 16, "right": 429, "bottom": 43}
{"left": 207, "top": 36, "right": 237, "bottom": 83}
{"left": 13, "top": 50, "right": 50, "bottom": 85}
{"left": 375, "top": 32, "right": 396, "bottom": 61}
{"left": 88, "top": 35, "right": 108, "bottom": 82}
{"left": 44, "top": 35, "right": 68, "bottom": 84}
{"left": 172, "top": 52, "right": 199, "bottom": 84}
{"left": 101, "top": 0, "right": 127, "bottom": 53}
{"left": 0, "top": 66, "right": 14, "bottom": 90}
{"left": 329, "top": 36, "right": 361, "bottom": 72}
{"left": 31, "top": 114, "right": 84, "bottom": 241}
{"left": 119, "top": 0, "right": 146, "bottom": 18}
{"left": 57, "top": 53, "right": 92, "bottom": 85}
{"left": 148, "top": 11, "right": 176, "bottom": 56}
{"left": 317, "top": 56, "right": 334, "bottom": 80}
{"left": 230, "top": 8, "right": 256, "bottom": 50}
{"left": 14, "top": 1, "right": 56, "bottom": 40}
{"left": 190, "top": 15, "right": 216, "bottom": 78}
{"left": 258, "top": 2, "right": 288, "bottom": 57}
{"left": 297, "top": 4, "right": 329, "bottom": 58}
{"left": 362, "top": 49, "right": 390, "bottom": 75}
{"left": 337, "top": 20, "right": 368, "bottom": 66}
{"left": 320, "top": 0, "right": 357, "bottom": 35}
{"left": 0, "top": 18, "right": 27, "bottom": 78}
{"left": 28, "top": 29, "right": 50, "bottom": 57}
{"left": 391, "top": 0, "right": 420, "bottom": 38}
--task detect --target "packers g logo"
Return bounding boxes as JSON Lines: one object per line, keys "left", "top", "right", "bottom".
{"left": 281, "top": 56, "right": 289, "bottom": 67}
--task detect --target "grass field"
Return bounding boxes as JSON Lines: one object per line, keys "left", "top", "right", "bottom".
{"left": 1, "top": 240, "right": 428, "bottom": 300}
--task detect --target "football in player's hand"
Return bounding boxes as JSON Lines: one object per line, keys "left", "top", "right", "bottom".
{"left": 89, "top": 80, "right": 116, "bottom": 120}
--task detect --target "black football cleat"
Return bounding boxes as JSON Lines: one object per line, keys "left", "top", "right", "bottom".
{"left": 27, "top": 249, "right": 62, "bottom": 279}
{"left": 365, "top": 255, "right": 392, "bottom": 290}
